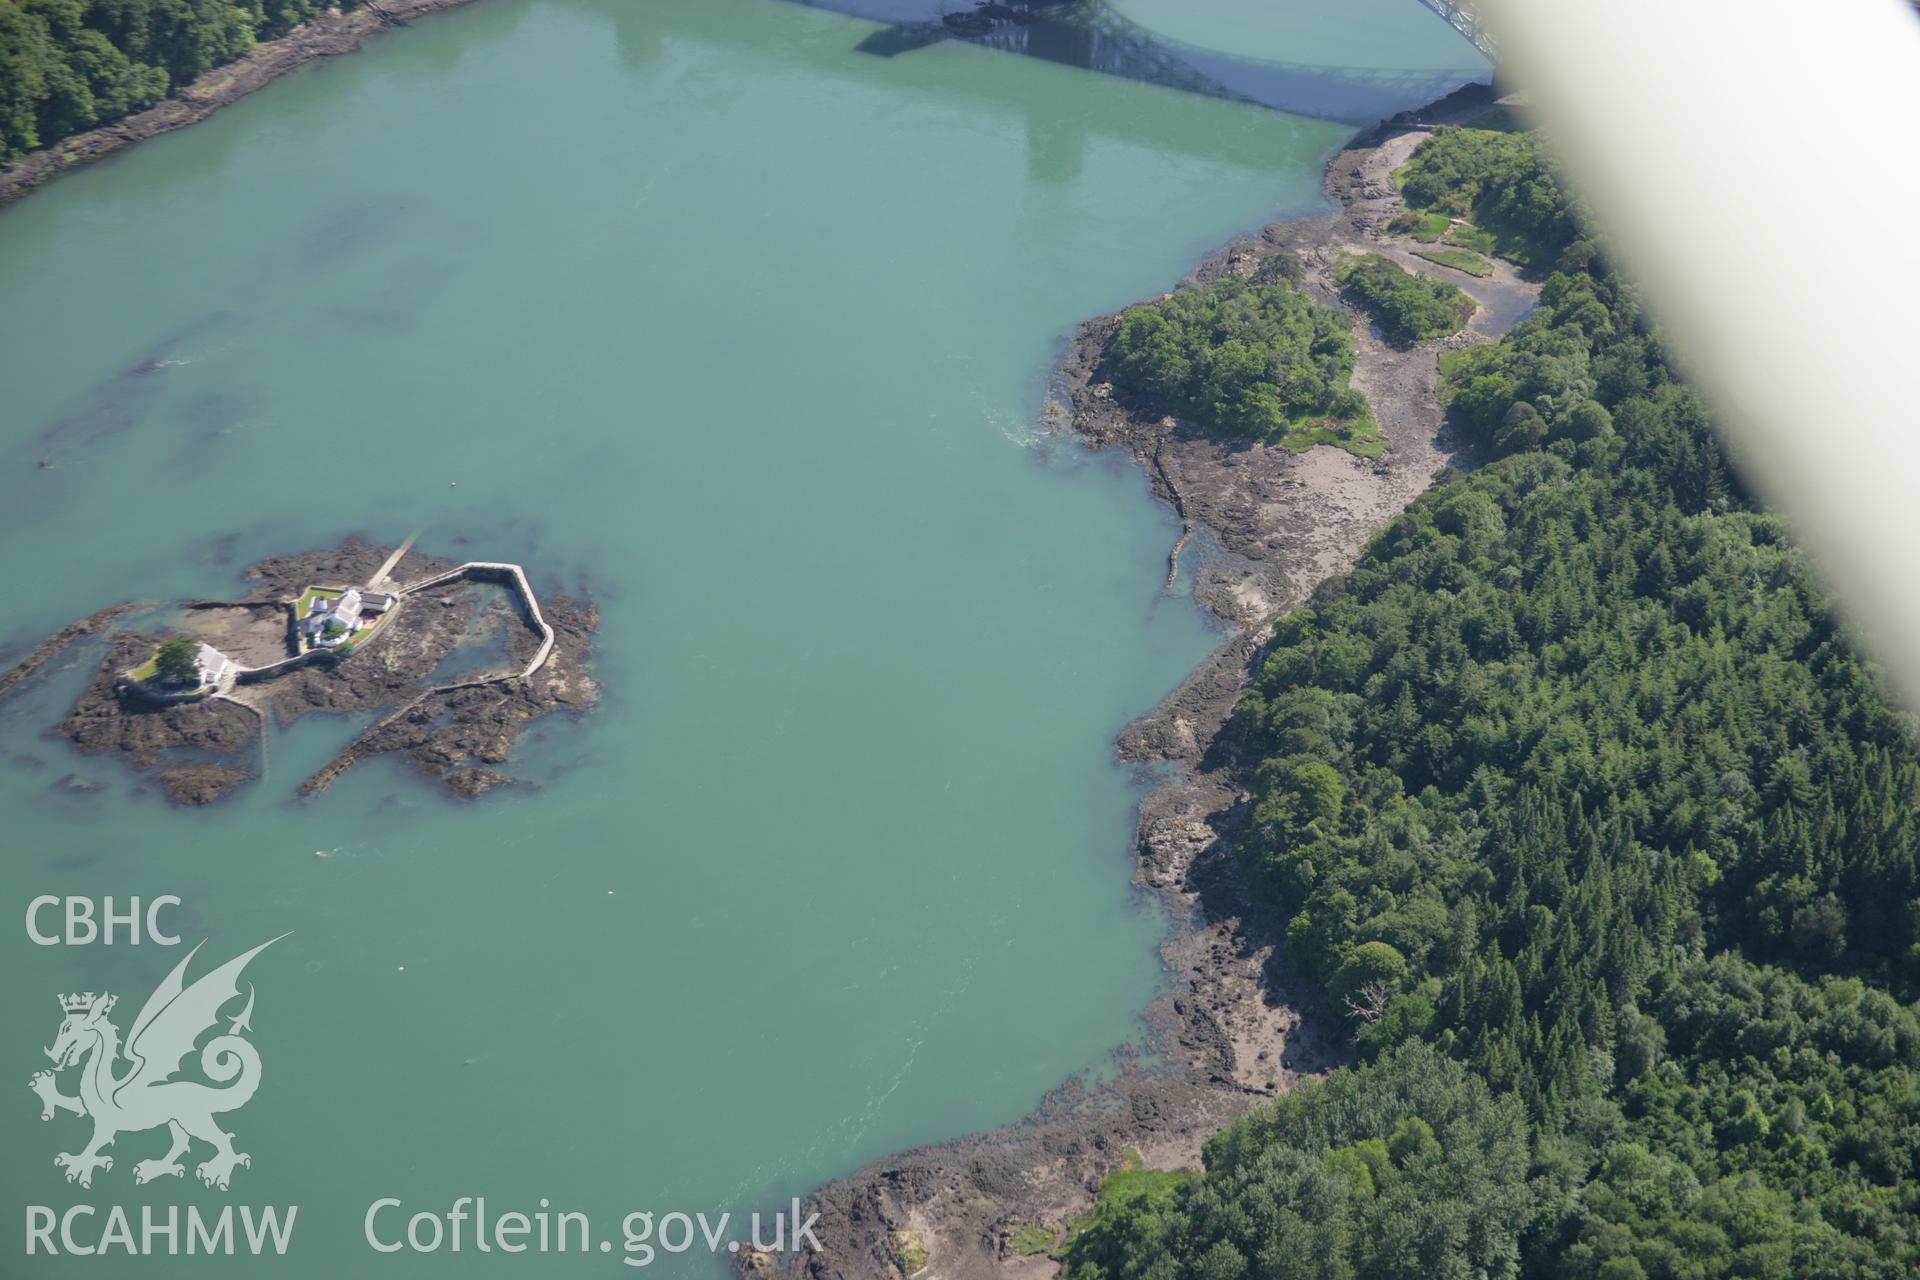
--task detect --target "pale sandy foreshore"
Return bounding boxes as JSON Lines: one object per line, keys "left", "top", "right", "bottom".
{"left": 0, "top": 0, "right": 483, "bottom": 209}
{"left": 763, "top": 82, "right": 1538, "bottom": 1280}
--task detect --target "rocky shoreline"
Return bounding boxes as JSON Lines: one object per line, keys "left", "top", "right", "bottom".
{"left": 0, "top": 0, "right": 482, "bottom": 210}
{"left": 768, "top": 84, "right": 1537, "bottom": 1280}
{"left": 3, "top": 539, "right": 596, "bottom": 804}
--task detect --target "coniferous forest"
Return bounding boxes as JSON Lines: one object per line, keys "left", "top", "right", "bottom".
{"left": 1067, "top": 126, "right": 1920, "bottom": 1280}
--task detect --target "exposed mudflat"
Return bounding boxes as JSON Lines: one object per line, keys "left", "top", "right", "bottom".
{"left": 1, "top": 539, "right": 596, "bottom": 804}
{"left": 771, "top": 86, "right": 1537, "bottom": 1280}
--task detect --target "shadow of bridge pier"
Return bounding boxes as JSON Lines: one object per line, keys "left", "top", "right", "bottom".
{"left": 839, "top": 0, "right": 1491, "bottom": 126}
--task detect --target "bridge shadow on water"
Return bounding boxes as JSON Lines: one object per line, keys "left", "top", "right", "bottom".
{"left": 795, "top": 0, "right": 1489, "bottom": 126}
{"left": 599, "top": 0, "right": 1486, "bottom": 183}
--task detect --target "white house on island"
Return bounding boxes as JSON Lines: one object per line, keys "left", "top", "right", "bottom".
{"left": 195, "top": 643, "right": 235, "bottom": 687}
{"left": 302, "top": 588, "right": 364, "bottom": 647}
{"left": 298, "top": 587, "right": 396, "bottom": 649}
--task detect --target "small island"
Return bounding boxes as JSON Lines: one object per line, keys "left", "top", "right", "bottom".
{"left": 2, "top": 539, "right": 596, "bottom": 804}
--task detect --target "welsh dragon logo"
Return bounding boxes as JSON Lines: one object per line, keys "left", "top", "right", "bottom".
{"left": 28, "top": 935, "right": 285, "bottom": 1191}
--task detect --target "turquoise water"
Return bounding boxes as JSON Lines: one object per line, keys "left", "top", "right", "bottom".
{"left": 0, "top": 1, "right": 1460, "bottom": 1274}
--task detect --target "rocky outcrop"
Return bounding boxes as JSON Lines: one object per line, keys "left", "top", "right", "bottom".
{"left": 4, "top": 539, "right": 597, "bottom": 805}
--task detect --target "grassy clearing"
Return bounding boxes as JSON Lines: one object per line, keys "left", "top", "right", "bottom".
{"left": 1412, "top": 246, "right": 1496, "bottom": 277}
{"left": 1388, "top": 210, "right": 1451, "bottom": 242}
{"left": 295, "top": 586, "right": 343, "bottom": 616}
{"left": 891, "top": 1231, "right": 927, "bottom": 1275}
{"left": 1058, "top": 1166, "right": 1199, "bottom": 1265}
{"left": 128, "top": 657, "right": 159, "bottom": 682}
{"left": 1442, "top": 222, "right": 1497, "bottom": 254}
{"left": 1005, "top": 1224, "right": 1057, "bottom": 1257}
{"left": 1276, "top": 406, "right": 1385, "bottom": 458}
